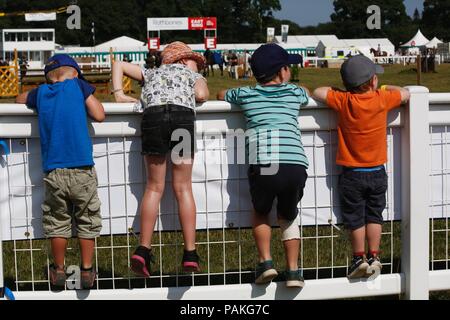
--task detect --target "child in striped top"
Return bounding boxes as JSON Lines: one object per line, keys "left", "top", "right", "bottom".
{"left": 218, "top": 43, "right": 309, "bottom": 288}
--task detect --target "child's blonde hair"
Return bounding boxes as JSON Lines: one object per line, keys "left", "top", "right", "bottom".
{"left": 46, "top": 66, "right": 78, "bottom": 83}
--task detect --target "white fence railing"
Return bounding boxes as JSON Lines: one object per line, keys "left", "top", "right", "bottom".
{"left": 304, "top": 55, "right": 442, "bottom": 68}
{"left": 0, "top": 88, "right": 449, "bottom": 300}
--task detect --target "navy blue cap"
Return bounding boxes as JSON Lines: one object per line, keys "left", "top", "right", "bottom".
{"left": 44, "top": 54, "right": 85, "bottom": 80}
{"left": 250, "top": 43, "right": 301, "bottom": 81}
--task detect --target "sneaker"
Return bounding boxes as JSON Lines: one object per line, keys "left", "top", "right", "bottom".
{"left": 130, "top": 246, "right": 154, "bottom": 278}
{"left": 255, "top": 260, "right": 278, "bottom": 284}
{"left": 366, "top": 255, "right": 383, "bottom": 278}
{"left": 80, "top": 267, "right": 97, "bottom": 289}
{"left": 49, "top": 264, "right": 66, "bottom": 287}
{"left": 347, "top": 255, "right": 369, "bottom": 279}
{"left": 285, "top": 269, "right": 305, "bottom": 288}
{"left": 182, "top": 249, "right": 201, "bottom": 273}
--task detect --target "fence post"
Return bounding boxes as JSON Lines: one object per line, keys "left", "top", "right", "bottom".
{"left": 401, "top": 86, "right": 430, "bottom": 300}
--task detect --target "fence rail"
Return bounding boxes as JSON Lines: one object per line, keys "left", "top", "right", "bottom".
{"left": 1, "top": 89, "right": 449, "bottom": 300}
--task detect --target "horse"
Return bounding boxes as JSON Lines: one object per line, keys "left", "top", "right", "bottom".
{"left": 370, "top": 48, "right": 389, "bottom": 64}
{"left": 203, "top": 50, "right": 224, "bottom": 77}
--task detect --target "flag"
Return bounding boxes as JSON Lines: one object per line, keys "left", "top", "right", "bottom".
{"left": 25, "top": 12, "right": 56, "bottom": 22}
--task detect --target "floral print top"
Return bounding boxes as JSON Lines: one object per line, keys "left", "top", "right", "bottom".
{"left": 134, "top": 63, "right": 204, "bottom": 113}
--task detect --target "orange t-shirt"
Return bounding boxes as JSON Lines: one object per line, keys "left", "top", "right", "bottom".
{"left": 326, "top": 89, "right": 402, "bottom": 167}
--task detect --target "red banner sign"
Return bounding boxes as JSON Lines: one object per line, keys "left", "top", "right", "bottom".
{"left": 204, "top": 37, "right": 217, "bottom": 49}
{"left": 148, "top": 37, "right": 160, "bottom": 50}
{"left": 188, "top": 17, "right": 217, "bottom": 30}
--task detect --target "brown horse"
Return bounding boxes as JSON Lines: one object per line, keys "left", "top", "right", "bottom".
{"left": 370, "top": 48, "right": 388, "bottom": 57}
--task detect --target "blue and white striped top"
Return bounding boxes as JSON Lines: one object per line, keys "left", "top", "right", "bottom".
{"left": 225, "top": 83, "right": 309, "bottom": 167}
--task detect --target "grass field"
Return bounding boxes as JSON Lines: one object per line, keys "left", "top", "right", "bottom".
{"left": 1, "top": 63, "right": 450, "bottom": 299}
{"left": 1, "top": 63, "right": 450, "bottom": 104}
{"left": 111, "top": 63, "right": 450, "bottom": 102}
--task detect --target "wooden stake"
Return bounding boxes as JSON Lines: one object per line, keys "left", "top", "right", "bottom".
{"left": 417, "top": 54, "right": 421, "bottom": 86}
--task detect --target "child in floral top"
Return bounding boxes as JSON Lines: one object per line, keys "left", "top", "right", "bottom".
{"left": 112, "top": 42, "right": 209, "bottom": 276}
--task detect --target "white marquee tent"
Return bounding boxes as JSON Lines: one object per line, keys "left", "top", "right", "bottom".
{"left": 343, "top": 38, "right": 395, "bottom": 57}
{"left": 426, "top": 37, "right": 443, "bottom": 49}
{"left": 95, "top": 36, "right": 147, "bottom": 52}
{"left": 400, "top": 29, "right": 430, "bottom": 48}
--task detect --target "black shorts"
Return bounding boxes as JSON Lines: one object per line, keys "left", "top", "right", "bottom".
{"left": 141, "top": 104, "right": 195, "bottom": 157}
{"left": 247, "top": 164, "right": 308, "bottom": 221}
{"left": 339, "top": 167, "right": 388, "bottom": 230}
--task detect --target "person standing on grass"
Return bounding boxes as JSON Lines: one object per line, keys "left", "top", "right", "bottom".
{"left": 312, "top": 55, "right": 410, "bottom": 279}
{"left": 112, "top": 42, "right": 209, "bottom": 277}
{"left": 15, "top": 54, "right": 105, "bottom": 289}
{"left": 217, "top": 43, "right": 309, "bottom": 288}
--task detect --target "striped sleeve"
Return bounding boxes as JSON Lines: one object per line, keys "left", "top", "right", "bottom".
{"left": 294, "top": 86, "right": 309, "bottom": 106}
{"left": 224, "top": 88, "right": 242, "bottom": 105}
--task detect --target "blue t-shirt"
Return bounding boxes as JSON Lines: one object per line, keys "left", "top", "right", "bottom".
{"left": 26, "top": 78, "right": 96, "bottom": 172}
{"left": 225, "top": 83, "right": 309, "bottom": 167}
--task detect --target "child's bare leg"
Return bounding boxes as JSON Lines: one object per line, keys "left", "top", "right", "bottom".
{"left": 139, "top": 155, "right": 167, "bottom": 248}
{"left": 51, "top": 237, "right": 67, "bottom": 268}
{"left": 366, "top": 223, "right": 382, "bottom": 254}
{"left": 79, "top": 238, "right": 95, "bottom": 269}
{"left": 172, "top": 157, "right": 196, "bottom": 251}
{"left": 252, "top": 211, "right": 272, "bottom": 262}
{"left": 350, "top": 226, "right": 366, "bottom": 254}
{"left": 283, "top": 239, "right": 300, "bottom": 270}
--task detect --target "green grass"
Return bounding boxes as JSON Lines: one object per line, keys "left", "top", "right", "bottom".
{"left": 3, "top": 220, "right": 449, "bottom": 299}
{"left": 2, "top": 64, "right": 450, "bottom": 104}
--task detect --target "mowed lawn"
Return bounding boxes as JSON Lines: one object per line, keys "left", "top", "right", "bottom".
{"left": 1, "top": 63, "right": 450, "bottom": 299}
{"left": 1, "top": 63, "right": 450, "bottom": 104}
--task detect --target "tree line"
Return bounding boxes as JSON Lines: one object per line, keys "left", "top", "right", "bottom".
{"left": 0, "top": 0, "right": 447, "bottom": 47}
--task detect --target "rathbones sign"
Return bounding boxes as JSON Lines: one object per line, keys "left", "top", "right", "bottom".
{"left": 147, "top": 17, "right": 217, "bottom": 31}
{"left": 147, "top": 17, "right": 217, "bottom": 50}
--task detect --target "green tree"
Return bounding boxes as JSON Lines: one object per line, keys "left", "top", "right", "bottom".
{"left": 412, "top": 8, "right": 421, "bottom": 23}
{"left": 0, "top": 0, "right": 283, "bottom": 45}
{"left": 422, "top": 0, "right": 450, "bottom": 41}
{"left": 330, "top": 0, "right": 413, "bottom": 47}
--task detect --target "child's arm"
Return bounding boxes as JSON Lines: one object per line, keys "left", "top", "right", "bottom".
{"left": 383, "top": 85, "right": 411, "bottom": 104}
{"left": 15, "top": 91, "right": 29, "bottom": 104}
{"left": 111, "top": 61, "right": 142, "bottom": 103}
{"left": 312, "top": 87, "right": 332, "bottom": 104}
{"left": 85, "top": 95, "right": 105, "bottom": 122}
{"left": 217, "top": 90, "right": 227, "bottom": 101}
{"left": 195, "top": 78, "right": 209, "bottom": 103}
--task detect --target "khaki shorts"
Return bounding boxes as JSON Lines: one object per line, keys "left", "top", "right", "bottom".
{"left": 41, "top": 167, "right": 102, "bottom": 239}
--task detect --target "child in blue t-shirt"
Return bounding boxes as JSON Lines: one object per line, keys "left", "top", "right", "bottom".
{"left": 217, "top": 44, "right": 309, "bottom": 288}
{"left": 16, "top": 54, "right": 105, "bottom": 289}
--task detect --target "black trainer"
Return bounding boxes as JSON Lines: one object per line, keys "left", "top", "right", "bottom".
{"left": 347, "top": 255, "right": 369, "bottom": 279}
{"left": 182, "top": 249, "right": 201, "bottom": 273}
{"left": 255, "top": 260, "right": 278, "bottom": 284}
{"left": 130, "top": 246, "right": 154, "bottom": 278}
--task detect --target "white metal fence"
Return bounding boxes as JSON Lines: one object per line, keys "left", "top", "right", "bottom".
{"left": 0, "top": 89, "right": 449, "bottom": 300}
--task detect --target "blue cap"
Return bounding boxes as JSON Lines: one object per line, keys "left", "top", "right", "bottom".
{"left": 44, "top": 54, "right": 85, "bottom": 80}
{"left": 250, "top": 43, "right": 301, "bottom": 81}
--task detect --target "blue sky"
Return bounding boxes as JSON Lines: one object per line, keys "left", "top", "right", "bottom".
{"left": 274, "top": 0, "right": 424, "bottom": 27}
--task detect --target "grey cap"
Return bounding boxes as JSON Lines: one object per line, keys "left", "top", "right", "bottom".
{"left": 340, "top": 55, "right": 384, "bottom": 88}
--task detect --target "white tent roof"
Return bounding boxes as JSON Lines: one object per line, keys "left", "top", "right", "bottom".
{"left": 400, "top": 29, "right": 430, "bottom": 47}
{"left": 426, "top": 37, "right": 443, "bottom": 48}
{"left": 275, "top": 35, "right": 338, "bottom": 48}
{"left": 95, "top": 36, "right": 146, "bottom": 51}
{"left": 318, "top": 38, "right": 347, "bottom": 48}
{"left": 342, "top": 38, "right": 395, "bottom": 56}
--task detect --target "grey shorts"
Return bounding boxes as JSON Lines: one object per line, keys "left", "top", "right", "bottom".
{"left": 41, "top": 167, "right": 102, "bottom": 239}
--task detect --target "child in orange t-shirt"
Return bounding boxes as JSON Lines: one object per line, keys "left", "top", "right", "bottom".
{"left": 313, "top": 55, "right": 410, "bottom": 279}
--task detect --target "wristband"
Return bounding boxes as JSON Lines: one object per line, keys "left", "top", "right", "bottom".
{"left": 112, "top": 88, "right": 123, "bottom": 93}
{"left": 380, "top": 85, "right": 387, "bottom": 91}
